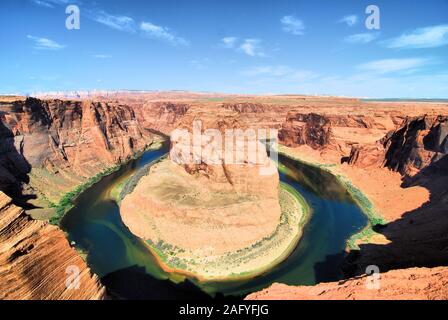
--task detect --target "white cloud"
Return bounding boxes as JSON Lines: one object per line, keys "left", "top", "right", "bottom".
{"left": 222, "top": 37, "right": 238, "bottom": 48}
{"left": 344, "top": 32, "right": 380, "bottom": 44}
{"left": 384, "top": 25, "right": 448, "bottom": 49}
{"left": 93, "top": 54, "right": 112, "bottom": 59}
{"left": 140, "top": 22, "right": 189, "bottom": 46}
{"left": 34, "top": 2, "right": 190, "bottom": 47}
{"left": 281, "top": 15, "right": 305, "bottom": 35}
{"left": 242, "top": 65, "right": 319, "bottom": 82}
{"left": 94, "top": 11, "right": 136, "bottom": 33}
{"left": 238, "top": 39, "right": 265, "bottom": 57}
{"left": 27, "top": 35, "right": 65, "bottom": 50}
{"left": 357, "top": 58, "right": 430, "bottom": 74}
{"left": 30, "top": 0, "right": 70, "bottom": 8}
{"left": 338, "top": 15, "right": 358, "bottom": 27}
{"left": 242, "top": 65, "right": 294, "bottom": 77}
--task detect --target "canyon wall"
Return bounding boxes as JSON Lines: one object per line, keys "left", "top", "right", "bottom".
{"left": 132, "top": 101, "right": 190, "bottom": 135}
{"left": 0, "top": 96, "right": 155, "bottom": 300}
{"left": 0, "top": 97, "right": 154, "bottom": 214}
{"left": 278, "top": 112, "right": 398, "bottom": 157}
{"left": 277, "top": 109, "right": 448, "bottom": 177}
{"left": 246, "top": 266, "right": 448, "bottom": 300}
{"left": 1, "top": 93, "right": 447, "bottom": 300}
{"left": 0, "top": 192, "right": 105, "bottom": 300}
{"left": 383, "top": 115, "right": 448, "bottom": 176}
{"left": 343, "top": 116, "right": 448, "bottom": 278}
{"left": 171, "top": 114, "right": 279, "bottom": 196}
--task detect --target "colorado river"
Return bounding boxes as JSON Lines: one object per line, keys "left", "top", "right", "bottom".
{"left": 61, "top": 143, "right": 367, "bottom": 299}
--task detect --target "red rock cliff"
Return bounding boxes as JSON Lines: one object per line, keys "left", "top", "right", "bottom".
{"left": 0, "top": 192, "right": 105, "bottom": 300}
{"left": 0, "top": 97, "right": 154, "bottom": 206}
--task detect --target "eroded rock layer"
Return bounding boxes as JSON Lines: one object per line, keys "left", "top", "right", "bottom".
{"left": 1, "top": 92, "right": 447, "bottom": 299}
{"left": 120, "top": 117, "right": 290, "bottom": 279}
{"left": 0, "top": 192, "right": 105, "bottom": 300}
{"left": 0, "top": 97, "right": 154, "bottom": 215}
{"left": 246, "top": 267, "right": 448, "bottom": 300}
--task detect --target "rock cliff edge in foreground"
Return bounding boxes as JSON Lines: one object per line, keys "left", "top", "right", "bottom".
{"left": 0, "top": 192, "right": 105, "bottom": 300}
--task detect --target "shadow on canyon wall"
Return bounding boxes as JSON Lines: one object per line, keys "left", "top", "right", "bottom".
{"left": 342, "top": 155, "right": 448, "bottom": 278}
{"left": 314, "top": 251, "right": 347, "bottom": 283}
{"left": 0, "top": 119, "right": 37, "bottom": 209}
{"left": 101, "top": 265, "right": 241, "bottom": 300}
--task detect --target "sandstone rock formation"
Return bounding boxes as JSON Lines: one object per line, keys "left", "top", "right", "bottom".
{"left": 133, "top": 102, "right": 190, "bottom": 135}
{"left": 272, "top": 106, "right": 448, "bottom": 300}
{"left": 0, "top": 120, "right": 31, "bottom": 199}
{"left": 344, "top": 153, "right": 448, "bottom": 277}
{"left": 120, "top": 116, "right": 289, "bottom": 279}
{"left": 279, "top": 113, "right": 333, "bottom": 149}
{"left": 246, "top": 266, "right": 448, "bottom": 300}
{"left": 278, "top": 112, "right": 396, "bottom": 157}
{"left": 0, "top": 192, "right": 105, "bottom": 300}
{"left": 1, "top": 92, "right": 447, "bottom": 299}
{"left": 383, "top": 115, "right": 448, "bottom": 176}
{"left": 0, "top": 97, "right": 154, "bottom": 211}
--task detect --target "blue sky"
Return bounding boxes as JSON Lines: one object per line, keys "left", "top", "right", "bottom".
{"left": 1, "top": 0, "right": 448, "bottom": 98}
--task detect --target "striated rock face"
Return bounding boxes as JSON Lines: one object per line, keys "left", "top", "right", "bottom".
{"left": 1, "top": 93, "right": 447, "bottom": 299}
{"left": 0, "top": 120, "right": 31, "bottom": 198}
{"left": 279, "top": 113, "right": 333, "bottom": 149}
{"left": 346, "top": 144, "right": 386, "bottom": 168}
{"left": 0, "top": 192, "right": 105, "bottom": 300}
{"left": 222, "top": 102, "right": 267, "bottom": 113}
{"left": 133, "top": 102, "right": 190, "bottom": 135}
{"left": 345, "top": 116, "right": 448, "bottom": 174}
{"left": 383, "top": 116, "right": 448, "bottom": 176}
{"left": 278, "top": 112, "right": 396, "bottom": 157}
{"left": 170, "top": 116, "right": 279, "bottom": 197}
{"left": 0, "top": 97, "right": 154, "bottom": 205}
{"left": 246, "top": 267, "right": 448, "bottom": 300}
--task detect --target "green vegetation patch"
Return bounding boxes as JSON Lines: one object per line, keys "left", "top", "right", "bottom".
{"left": 48, "top": 139, "right": 166, "bottom": 225}
{"left": 49, "top": 165, "right": 121, "bottom": 225}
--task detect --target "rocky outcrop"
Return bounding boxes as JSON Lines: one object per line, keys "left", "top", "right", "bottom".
{"left": 222, "top": 103, "right": 267, "bottom": 113}
{"left": 133, "top": 102, "right": 190, "bottom": 135}
{"left": 383, "top": 116, "right": 448, "bottom": 176}
{"left": 344, "top": 153, "right": 448, "bottom": 278}
{"left": 0, "top": 97, "right": 154, "bottom": 206}
{"left": 170, "top": 116, "right": 278, "bottom": 196}
{"left": 346, "top": 144, "right": 386, "bottom": 168}
{"left": 278, "top": 112, "right": 396, "bottom": 157}
{"left": 0, "top": 120, "right": 31, "bottom": 199}
{"left": 344, "top": 115, "right": 448, "bottom": 174}
{"left": 246, "top": 267, "right": 448, "bottom": 300}
{"left": 119, "top": 116, "right": 286, "bottom": 279}
{"left": 0, "top": 192, "right": 105, "bottom": 300}
{"left": 279, "top": 113, "right": 333, "bottom": 149}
